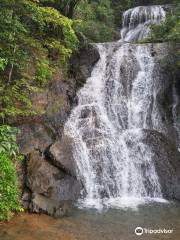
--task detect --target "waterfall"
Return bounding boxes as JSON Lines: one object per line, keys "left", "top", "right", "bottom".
{"left": 121, "top": 5, "right": 166, "bottom": 42}
{"left": 64, "top": 6, "right": 169, "bottom": 209}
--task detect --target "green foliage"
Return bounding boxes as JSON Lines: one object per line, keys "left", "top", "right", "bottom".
{"left": 0, "top": 125, "right": 23, "bottom": 221}
{"left": 0, "top": 58, "right": 7, "bottom": 71}
{"left": 0, "top": 0, "right": 79, "bottom": 120}
{"left": 0, "top": 153, "right": 23, "bottom": 221}
{"left": 74, "top": 0, "right": 116, "bottom": 42}
{"left": 0, "top": 125, "right": 20, "bottom": 158}
{"left": 149, "top": 4, "right": 180, "bottom": 43}
{"left": 35, "top": 58, "right": 53, "bottom": 86}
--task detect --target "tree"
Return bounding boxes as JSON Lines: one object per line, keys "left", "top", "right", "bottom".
{"left": 74, "top": 0, "right": 115, "bottom": 42}
{"left": 40, "top": 0, "right": 81, "bottom": 17}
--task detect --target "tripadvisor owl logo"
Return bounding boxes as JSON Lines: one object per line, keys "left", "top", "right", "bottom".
{"left": 135, "top": 227, "right": 144, "bottom": 236}
{"left": 134, "top": 226, "right": 173, "bottom": 236}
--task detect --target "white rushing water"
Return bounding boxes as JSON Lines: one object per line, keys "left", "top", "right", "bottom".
{"left": 64, "top": 5, "right": 169, "bottom": 209}
{"left": 121, "top": 5, "right": 166, "bottom": 41}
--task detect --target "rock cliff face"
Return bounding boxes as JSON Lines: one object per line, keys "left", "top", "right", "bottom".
{"left": 15, "top": 43, "right": 100, "bottom": 217}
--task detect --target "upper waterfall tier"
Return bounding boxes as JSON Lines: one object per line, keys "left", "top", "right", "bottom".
{"left": 121, "top": 5, "right": 166, "bottom": 42}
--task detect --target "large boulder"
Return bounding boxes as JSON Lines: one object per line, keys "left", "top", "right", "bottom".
{"left": 26, "top": 151, "right": 81, "bottom": 217}
{"left": 48, "top": 135, "right": 76, "bottom": 176}
{"left": 18, "top": 124, "right": 54, "bottom": 155}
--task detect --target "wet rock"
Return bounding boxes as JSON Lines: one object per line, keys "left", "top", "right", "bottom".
{"left": 26, "top": 151, "right": 81, "bottom": 216}
{"left": 136, "top": 43, "right": 179, "bottom": 144}
{"left": 16, "top": 159, "right": 26, "bottom": 195}
{"left": 17, "top": 124, "right": 54, "bottom": 155}
{"left": 21, "top": 190, "right": 32, "bottom": 209}
{"left": 49, "top": 136, "right": 76, "bottom": 176}
{"left": 30, "top": 194, "right": 73, "bottom": 217}
{"left": 141, "top": 130, "right": 180, "bottom": 201}
{"left": 71, "top": 43, "right": 100, "bottom": 88}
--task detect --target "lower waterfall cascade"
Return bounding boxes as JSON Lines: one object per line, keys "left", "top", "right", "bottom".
{"left": 64, "top": 5, "right": 179, "bottom": 209}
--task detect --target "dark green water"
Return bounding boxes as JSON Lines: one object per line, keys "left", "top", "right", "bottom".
{"left": 0, "top": 202, "right": 180, "bottom": 240}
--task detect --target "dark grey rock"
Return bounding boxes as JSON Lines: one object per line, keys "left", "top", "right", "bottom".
{"left": 49, "top": 135, "right": 76, "bottom": 176}
{"left": 26, "top": 151, "right": 81, "bottom": 216}
{"left": 140, "top": 130, "right": 180, "bottom": 201}
{"left": 71, "top": 43, "right": 100, "bottom": 88}
{"left": 21, "top": 190, "right": 32, "bottom": 210}
{"left": 30, "top": 194, "right": 73, "bottom": 217}
{"left": 17, "top": 124, "right": 54, "bottom": 155}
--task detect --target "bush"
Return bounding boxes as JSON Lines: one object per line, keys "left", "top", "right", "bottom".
{"left": 0, "top": 125, "right": 23, "bottom": 221}
{"left": 0, "top": 153, "right": 22, "bottom": 221}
